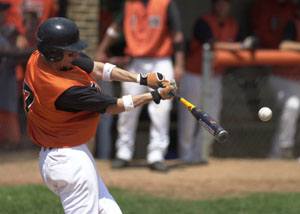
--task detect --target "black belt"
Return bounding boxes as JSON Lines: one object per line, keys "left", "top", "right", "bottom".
{"left": 42, "top": 147, "right": 53, "bottom": 152}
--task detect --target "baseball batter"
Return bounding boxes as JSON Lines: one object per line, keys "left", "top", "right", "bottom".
{"left": 23, "top": 17, "right": 175, "bottom": 214}
{"left": 96, "top": 0, "right": 184, "bottom": 172}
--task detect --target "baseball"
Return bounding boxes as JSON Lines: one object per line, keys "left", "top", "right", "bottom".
{"left": 258, "top": 107, "right": 272, "bottom": 121}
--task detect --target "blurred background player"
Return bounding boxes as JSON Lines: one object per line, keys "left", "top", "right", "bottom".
{"left": 0, "top": 1, "right": 21, "bottom": 145}
{"left": 180, "top": 0, "right": 254, "bottom": 164}
{"left": 24, "top": 17, "right": 175, "bottom": 213}
{"left": 94, "top": 0, "right": 125, "bottom": 160}
{"left": 95, "top": 0, "right": 185, "bottom": 172}
{"left": 2, "top": 0, "right": 57, "bottom": 35}
{"left": 16, "top": 11, "right": 39, "bottom": 50}
{"left": 251, "top": 0, "right": 298, "bottom": 158}
{"left": 251, "top": 0, "right": 296, "bottom": 49}
{"left": 1, "top": 0, "right": 57, "bottom": 147}
{"left": 15, "top": 10, "right": 40, "bottom": 143}
{"left": 266, "top": 3, "right": 300, "bottom": 158}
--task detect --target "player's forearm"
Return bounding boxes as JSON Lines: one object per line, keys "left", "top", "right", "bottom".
{"left": 174, "top": 50, "right": 185, "bottom": 68}
{"left": 279, "top": 40, "right": 300, "bottom": 50}
{"left": 173, "top": 31, "right": 185, "bottom": 68}
{"left": 110, "top": 67, "right": 138, "bottom": 82}
{"left": 95, "top": 23, "right": 120, "bottom": 55}
{"left": 95, "top": 35, "right": 114, "bottom": 54}
{"left": 91, "top": 62, "right": 138, "bottom": 82}
{"left": 214, "top": 42, "right": 243, "bottom": 51}
{"left": 105, "top": 93, "right": 153, "bottom": 114}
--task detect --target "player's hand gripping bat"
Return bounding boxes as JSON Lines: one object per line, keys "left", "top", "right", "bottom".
{"left": 170, "top": 91, "right": 229, "bottom": 142}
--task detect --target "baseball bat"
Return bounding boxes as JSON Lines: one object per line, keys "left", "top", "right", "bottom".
{"left": 170, "top": 91, "right": 229, "bottom": 142}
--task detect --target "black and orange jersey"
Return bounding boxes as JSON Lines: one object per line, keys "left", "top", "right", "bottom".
{"left": 123, "top": 0, "right": 173, "bottom": 57}
{"left": 272, "top": 19, "right": 300, "bottom": 79}
{"left": 251, "top": 0, "right": 296, "bottom": 48}
{"left": 281, "top": 20, "right": 300, "bottom": 42}
{"left": 24, "top": 51, "right": 103, "bottom": 148}
{"left": 186, "top": 14, "right": 240, "bottom": 75}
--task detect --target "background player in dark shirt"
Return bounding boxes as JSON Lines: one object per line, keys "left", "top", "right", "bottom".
{"left": 267, "top": 5, "right": 300, "bottom": 159}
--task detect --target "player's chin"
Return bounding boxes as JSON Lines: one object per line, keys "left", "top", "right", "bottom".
{"left": 60, "top": 63, "right": 74, "bottom": 71}
{"left": 60, "top": 65, "right": 72, "bottom": 71}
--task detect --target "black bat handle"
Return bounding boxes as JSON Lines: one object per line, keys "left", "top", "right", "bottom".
{"left": 170, "top": 90, "right": 181, "bottom": 100}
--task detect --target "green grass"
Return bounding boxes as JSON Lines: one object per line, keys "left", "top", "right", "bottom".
{"left": 0, "top": 185, "right": 300, "bottom": 214}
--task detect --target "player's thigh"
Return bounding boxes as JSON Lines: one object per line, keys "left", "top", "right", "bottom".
{"left": 121, "top": 81, "right": 147, "bottom": 96}
{"left": 41, "top": 146, "right": 100, "bottom": 212}
{"left": 153, "top": 58, "right": 174, "bottom": 80}
{"left": 148, "top": 99, "right": 172, "bottom": 127}
{"left": 179, "top": 72, "right": 202, "bottom": 107}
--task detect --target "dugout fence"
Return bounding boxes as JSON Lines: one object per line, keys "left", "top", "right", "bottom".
{"left": 201, "top": 45, "right": 300, "bottom": 158}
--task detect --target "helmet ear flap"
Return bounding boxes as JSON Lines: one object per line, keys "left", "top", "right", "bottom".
{"left": 43, "top": 48, "right": 64, "bottom": 62}
{"left": 37, "top": 39, "right": 64, "bottom": 62}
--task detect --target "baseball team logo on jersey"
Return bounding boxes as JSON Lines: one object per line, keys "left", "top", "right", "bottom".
{"left": 90, "top": 81, "right": 101, "bottom": 92}
{"left": 23, "top": 80, "right": 35, "bottom": 114}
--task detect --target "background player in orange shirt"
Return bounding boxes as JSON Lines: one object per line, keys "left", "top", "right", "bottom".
{"left": 0, "top": 1, "right": 22, "bottom": 145}
{"left": 3, "top": 0, "right": 57, "bottom": 34}
{"left": 266, "top": 3, "right": 300, "bottom": 158}
{"left": 251, "top": 0, "right": 296, "bottom": 49}
{"left": 251, "top": 0, "right": 299, "bottom": 158}
{"left": 96, "top": 0, "right": 184, "bottom": 172}
{"left": 24, "top": 17, "right": 176, "bottom": 213}
{"left": 180, "top": 0, "right": 255, "bottom": 165}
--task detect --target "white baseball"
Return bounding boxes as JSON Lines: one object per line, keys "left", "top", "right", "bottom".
{"left": 258, "top": 107, "right": 272, "bottom": 121}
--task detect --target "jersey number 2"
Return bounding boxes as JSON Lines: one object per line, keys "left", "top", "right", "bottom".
{"left": 23, "top": 81, "right": 35, "bottom": 114}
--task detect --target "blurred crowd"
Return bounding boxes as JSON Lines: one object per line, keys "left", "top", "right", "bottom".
{"left": 1, "top": 0, "right": 300, "bottom": 169}
{"left": 0, "top": 0, "right": 57, "bottom": 148}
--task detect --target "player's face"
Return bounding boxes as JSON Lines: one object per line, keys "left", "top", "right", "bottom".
{"left": 213, "top": 0, "right": 231, "bottom": 18}
{"left": 59, "top": 50, "right": 79, "bottom": 70}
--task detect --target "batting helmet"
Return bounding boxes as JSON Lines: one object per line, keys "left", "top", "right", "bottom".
{"left": 37, "top": 17, "right": 88, "bottom": 62}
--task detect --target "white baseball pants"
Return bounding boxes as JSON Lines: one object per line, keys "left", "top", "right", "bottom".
{"left": 39, "top": 144, "right": 122, "bottom": 214}
{"left": 115, "top": 57, "right": 173, "bottom": 164}
{"left": 267, "top": 75, "right": 300, "bottom": 157}
{"left": 178, "top": 72, "right": 222, "bottom": 162}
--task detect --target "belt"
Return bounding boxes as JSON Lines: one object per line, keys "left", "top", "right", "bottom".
{"left": 42, "top": 147, "right": 53, "bottom": 152}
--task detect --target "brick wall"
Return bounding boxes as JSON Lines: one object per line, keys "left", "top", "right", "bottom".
{"left": 66, "top": 0, "right": 100, "bottom": 57}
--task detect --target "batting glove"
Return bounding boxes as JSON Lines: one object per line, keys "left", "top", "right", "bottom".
{"left": 138, "top": 72, "right": 170, "bottom": 89}
{"left": 151, "top": 84, "right": 175, "bottom": 104}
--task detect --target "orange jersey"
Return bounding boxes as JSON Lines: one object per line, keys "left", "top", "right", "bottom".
{"left": 123, "top": 0, "right": 173, "bottom": 57}
{"left": 251, "top": 0, "right": 296, "bottom": 48}
{"left": 272, "top": 20, "right": 300, "bottom": 79}
{"left": 186, "top": 14, "right": 238, "bottom": 75}
{"left": 24, "top": 51, "right": 101, "bottom": 148}
{"left": 3, "top": 0, "right": 57, "bottom": 34}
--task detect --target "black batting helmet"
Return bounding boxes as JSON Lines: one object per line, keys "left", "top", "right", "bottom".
{"left": 37, "top": 17, "right": 88, "bottom": 62}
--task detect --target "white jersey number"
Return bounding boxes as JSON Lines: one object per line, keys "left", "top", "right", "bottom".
{"left": 23, "top": 80, "right": 35, "bottom": 114}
